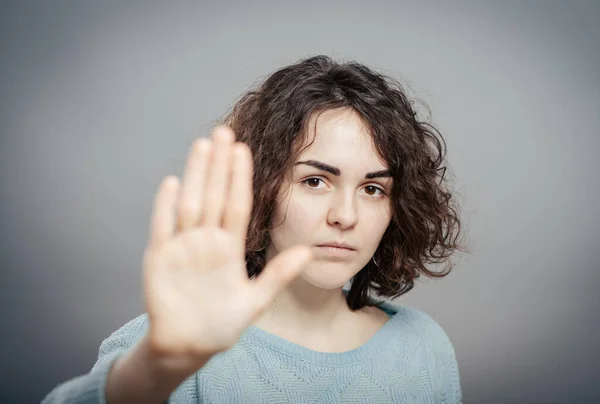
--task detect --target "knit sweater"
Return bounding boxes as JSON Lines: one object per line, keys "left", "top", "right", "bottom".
{"left": 42, "top": 294, "right": 461, "bottom": 403}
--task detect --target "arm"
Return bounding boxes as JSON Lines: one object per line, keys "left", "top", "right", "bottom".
{"left": 437, "top": 338, "right": 462, "bottom": 404}
{"left": 42, "top": 314, "right": 212, "bottom": 404}
{"left": 41, "top": 325, "right": 136, "bottom": 404}
{"left": 406, "top": 307, "right": 462, "bottom": 404}
{"left": 41, "top": 348, "right": 127, "bottom": 404}
{"left": 105, "top": 334, "right": 211, "bottom": 404}
{"left": 427, "top": 317, "right": 462, "bottom": 403}
{"left": 36, "top": 315, "right": 154, "bottom": 403}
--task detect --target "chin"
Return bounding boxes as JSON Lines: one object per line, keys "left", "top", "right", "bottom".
{"left": 299, "top": 264, "right": 356, "bottom": 290}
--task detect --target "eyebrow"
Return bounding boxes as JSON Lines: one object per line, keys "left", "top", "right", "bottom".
{"left": 295, "top": 160, "right": 392, "bottom": 179}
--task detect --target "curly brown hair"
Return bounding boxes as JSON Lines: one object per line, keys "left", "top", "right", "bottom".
{"left": 219, "top": 55, "right": 468, "bottom": 311}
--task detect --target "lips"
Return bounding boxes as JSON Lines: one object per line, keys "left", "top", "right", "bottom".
{"left": 316, "top": 245, "right": 357, "bottom": 258}
{"left": 317, "top": 242, "right": 355, "bottom": 250}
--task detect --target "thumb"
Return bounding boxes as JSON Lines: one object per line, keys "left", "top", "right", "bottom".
{"left": 248, "top": 245, "right": 314, "bottom": 315}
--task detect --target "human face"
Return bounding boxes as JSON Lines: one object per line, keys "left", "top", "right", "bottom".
{"left": 265, "top": 108, "right": 393, "bottom": 290}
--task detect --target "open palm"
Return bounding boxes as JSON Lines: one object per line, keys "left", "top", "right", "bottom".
{"left": 141, "top": 126, "right": 313, "bottom": 363}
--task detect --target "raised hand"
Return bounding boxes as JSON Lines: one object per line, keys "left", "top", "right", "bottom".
{"left": 141, "top": 126, "right": 313, "bottom": 369}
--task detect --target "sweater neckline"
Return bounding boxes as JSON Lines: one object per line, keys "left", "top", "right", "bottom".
{"left": 240, "top": 292, "right": 401, "bottom": 366}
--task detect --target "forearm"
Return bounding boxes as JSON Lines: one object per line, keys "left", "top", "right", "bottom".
{"left": 105, "top": 335, "right": 210, "bottom": 404}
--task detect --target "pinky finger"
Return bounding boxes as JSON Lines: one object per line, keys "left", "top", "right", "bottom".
{"left": 148, "top": 176, "right": 180, "bottom": 251}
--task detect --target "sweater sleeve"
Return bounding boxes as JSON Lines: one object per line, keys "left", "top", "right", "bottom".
{"left": 401, "top": 306, "right": 462, "bottom": 404}
{"left": 435, "top": 331, "right": 462, "bottom": 403}
{"left": 41, "top": 314, "right": 149, "bottom": 404}
{"left": 425, "top": 313, "right": 462, "bottom": 404}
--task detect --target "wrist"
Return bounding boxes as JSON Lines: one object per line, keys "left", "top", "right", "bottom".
{"left": 106, "top": 336, "right": 202, "bottom": 404}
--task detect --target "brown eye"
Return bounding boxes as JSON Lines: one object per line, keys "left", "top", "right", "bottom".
{"left": 365, "top": 185, "right": 386, "bottom": 197}
{"left": 303, "top": 178, "right": 323, "bottom": 188}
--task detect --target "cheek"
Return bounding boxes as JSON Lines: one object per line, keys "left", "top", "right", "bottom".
{"left": 363, "top": 211, "right": 392, "bottom": 245}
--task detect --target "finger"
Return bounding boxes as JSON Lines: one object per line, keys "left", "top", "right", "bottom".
{"left": 202, "top": 125, "right": 235, "bottom": 227}
{"left": 223, "top": 143, "right": 253, "bottom": 256}
{"left": 176, "top": 138, "right": 211, "bottom": 232}
{"left": 149, "top": 176, "right": 180, "bottom": 250}
{"left": 249, "top": 246, "right": 314, "bottom": 315}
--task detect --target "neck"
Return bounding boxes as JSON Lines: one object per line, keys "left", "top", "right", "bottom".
{"left": 277, "top": 282, "right": 349, "bottom": 324}
{"left": 252, "top": 277, "right": 353, "bottom": 336}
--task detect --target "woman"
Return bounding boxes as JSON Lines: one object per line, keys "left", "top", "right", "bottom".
{"left": 43, "top": 55, "right": 466, "bottom": 403}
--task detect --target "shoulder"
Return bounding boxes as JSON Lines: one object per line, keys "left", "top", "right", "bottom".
{"left": 98, "top": 313, "right": 149, "bottom": 355}
{"left": 87, "top": 313, "right": 151, "bottom": 374}
{"left": 106, "top": 312, "right": 149, "bottom": 338}
{"left": 380, "top": 302, "right": 462, "bottom": 400}
{"left": 379, "top": 301, "right": 456, "bottom": 353}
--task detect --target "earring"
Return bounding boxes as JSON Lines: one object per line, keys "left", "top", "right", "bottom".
{"left": 372, "top": 256, "right": 379, "bottom": 267}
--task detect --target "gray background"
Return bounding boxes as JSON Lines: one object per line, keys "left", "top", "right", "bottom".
{"left": 1, "top": 1, "right": 599, "bottom": 403}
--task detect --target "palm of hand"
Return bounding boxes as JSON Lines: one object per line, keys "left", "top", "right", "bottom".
{"left": 140, "top": 126, "right": 313, "bottom": 363}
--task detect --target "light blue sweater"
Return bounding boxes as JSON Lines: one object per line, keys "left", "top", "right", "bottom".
{"left": 42, "top": 295, "right": 461, "bottom": 403}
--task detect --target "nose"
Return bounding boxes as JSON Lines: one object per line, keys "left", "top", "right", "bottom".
{"left": 326, "top": 190, "right": 358, "bottom": 229}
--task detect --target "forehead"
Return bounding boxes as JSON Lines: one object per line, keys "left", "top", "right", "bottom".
{"left": 296, "top": 108, "right": 387, "bottom": 169}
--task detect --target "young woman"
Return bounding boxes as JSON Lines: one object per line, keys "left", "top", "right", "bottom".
{"left": 43, "top": 55, "right": 465, "bottom": 403}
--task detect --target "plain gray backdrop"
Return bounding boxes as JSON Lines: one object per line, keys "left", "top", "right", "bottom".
{"left": 1, "top": 1, "right": 599, "bottom": 403}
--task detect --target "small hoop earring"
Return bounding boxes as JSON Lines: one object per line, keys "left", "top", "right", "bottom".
{"left": 372, "top": 256, "right": 379, "bottom": 267}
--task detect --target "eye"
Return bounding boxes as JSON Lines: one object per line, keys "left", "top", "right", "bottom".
{"left": 303, "top": 178, "right": 324, "bottom": 188}
{"left": 364, "top": 185, "right": 386, "bottom": 197}
{"left": 302, "top": 178, "right": 387, "bottom": 198}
